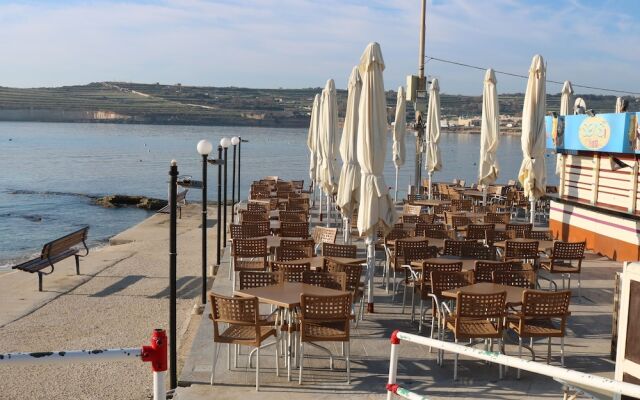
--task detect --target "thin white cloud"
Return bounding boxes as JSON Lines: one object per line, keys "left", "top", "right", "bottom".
{"left": 0, "top": 0, "right": 636, "bottom": 95}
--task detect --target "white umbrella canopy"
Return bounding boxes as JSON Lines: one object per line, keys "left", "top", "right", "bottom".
{"left": 478, "top": 69, "right": 500, "bottom": 188}
{"left": 336, "top": 66, "right": 362, "bottom": 221}
{"left": 560, "top": 81, "right": 573, "bottom": 115}
{"left": 356, "top": 42, "right": 397, "bottom": 238}
{"left": 518, "top": 55, "right": 547, "bottom": 207}
{"left": 556, "top": 80, "right": 573, "bottom": 176}
{"left": 307, "top": 94, "right": 321, "bottom": 183}
{"left": 318, "top": 79, "right": 340, "bottom": 196}
{"left": 392, "top": 86, "right": 407, "bottom": 202}
{"left": 425, "top": 78, "right": 442, "bottom": 198}
{"left": 616, "top": 97, "right": 624, "bottom": 113}
{"left": 356, "top": 42, "right": 397, "bottom": 313}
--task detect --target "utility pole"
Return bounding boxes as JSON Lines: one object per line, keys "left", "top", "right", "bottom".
{"left": 414, "top": 0, "right": 427, "bottom": 191}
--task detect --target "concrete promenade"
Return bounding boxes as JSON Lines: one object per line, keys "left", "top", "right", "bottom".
{"left": 0, "top": 204, "right": 214, "bottom": 400}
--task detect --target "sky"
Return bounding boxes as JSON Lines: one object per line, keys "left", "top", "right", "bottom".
{"left": 0, "top": 0, "right": 638, "bottom": 95}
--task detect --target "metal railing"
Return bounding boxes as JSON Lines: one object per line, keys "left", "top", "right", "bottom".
{"left": 0, "top": 329, "right": 168, "bottom": 400}
{"left": 386, "top": 330, "right": 640, "bottom": 400}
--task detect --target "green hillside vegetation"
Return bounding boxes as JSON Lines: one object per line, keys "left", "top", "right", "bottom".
{"left": 0, "top": 81, "right": 635, "bottom": 127}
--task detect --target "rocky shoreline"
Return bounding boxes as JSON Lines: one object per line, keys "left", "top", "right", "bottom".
{"left": 93, "top": 194, "right": 167, "bottom": 210}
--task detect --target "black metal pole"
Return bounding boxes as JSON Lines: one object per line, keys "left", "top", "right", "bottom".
{"left": 201, "top": 154, "right": 208, "bottom": 306}
{"left": 231, "top": 144, "right": 237, "bottom": 223}
{"left": 169, "top": 160, "right": 178, "bottom": 390}
{"left": 223, "top": 147, "right": 228, "bottom": 246}
{"left": 216, "top": 146, "right": 222, "bottom": 266}
{"left": 237, "top": 137, "right": 242, "bottom": 201}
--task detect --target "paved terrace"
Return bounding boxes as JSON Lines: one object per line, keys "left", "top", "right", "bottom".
{"left": 176, "top": 207, "right": 620, "bottom": 400}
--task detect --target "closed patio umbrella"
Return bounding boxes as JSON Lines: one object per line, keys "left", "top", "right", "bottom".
{"left": 318, "top": 79, "right": 340, "bottom": 226}
{"left": 356, "top": 42, "right": 397, "bottom": 313}
{"left": 615, "top": 97, "right": 624, "bottom": 113}
{"left": 307, "top": 94, "right": 321, "bottom": 206}
{"left": 478, "top": 69, "right": 500, "bottom": 205}
{"left": 518, "top": 55, "right": 547, "bottom": 224}
{"left": 556, "top": 81, "right": 573, "bottom": 176}
{"left": 336, "top": 66, "right": 362, "bottom": 244}
{"left": 392, "top": 86, "right": 407, "bottom": 203}
{"left": 425, "top": 78, "right": 442, "bottom": 199}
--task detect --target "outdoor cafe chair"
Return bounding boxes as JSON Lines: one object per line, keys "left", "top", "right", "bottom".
{"left": 504, "top": 240, "right": 540, "bottom": 265}
{"left": 539, "top": 241, "right": 586, "bottom": 298}
{"left": 311, "top": 226, "right": 337, "bottom": 246}
{"left": 466, "top": 223, "right": 495, "bottom": 241}
{"left": 473, "top": 261, "right": 513, "bottom": 283}
{"left": 492, "top": 269, "right": 537, "bottom": 289}
{"left": 233, "top": 238, "right": 269, "bottom": 289}
{"left": 415, "top": 260, "right": 462, "bottom": 335}
{"left": 506, "top": 290, "right": 571, "bottom": 378}
{"left": 238, "top": 270, "right": 281, "bottom": 290}
{"left": 326, "top": 262, "right": 365, "bottom": 326}
{"left": 277, "top": 239, "right": 314, "bottom": 261}
{"left": 247, "top": 202, "right": 268, "bottom": 213}
{"left": 463, "top": 242, "right": 497, "bottom": 260}
{"left": 403, "top": 204, "right": 422, "bottom": 215}
{"left": 389, "top": 238, "right": 430, "bottom": 305}
{"left": 287, "top": 198, "right": 310, "bottom": 213}
{"left": 280, "top": 210, "right": 307, "bottom": 223}
{"left": 240, "top": 210, "right": 268, "bottom": 223}
{"left": 451, "top": 199, "right": 473, "bottom": 211}
{"left": 322, "top": 243, "right": 357, "bottom": 259}
{"left": 301, "top": 271, "right": 346, "bottom": 291}
{"left": 209, "top": 293, "right": 279, "bottom": 391}
{"left": 506, "top": 223, "right": 533, "bottom": 239}
{"left": 402, "top": 214, "right": 421, "bottom": 224}
{"left": 442, "top": 239, "right": 477, "bottom": 257}
{"left": 418, "top": 213, "right": 436, "bottom": 224}
{"left": 442, "top": 291, "right": 506, "bottom": 380}
{"left": 525, "top": 230, "right": 554, "bottom": 241}
{"left": 279, "top": 222, "right": 309, "bottom": 239}
{"left": 242, "top": 221, "right": 270, "bottom": 237}
{"left": 270, "top": 261, "right": 311, "bottom": 283}
{"left": 299, "top": 293, "right": 352, "bottom": 384}
{"left": 429, "top": 270, "right": 475, "bottom": 361}
{"left": 484, "top": 212, "right": 511, "bottom": 224}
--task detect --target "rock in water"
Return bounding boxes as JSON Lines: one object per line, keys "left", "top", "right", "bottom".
{"left": 94, "top": 195, "right": 167, "bottom": 211}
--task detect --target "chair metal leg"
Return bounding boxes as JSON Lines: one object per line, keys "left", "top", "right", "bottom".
{"left": 517, "top": 337, "right": 522, "bottom": 379}
{"left": 227, "top": 343, "right": 231, "bottom": 370}
{"left": 210, "top": 342, "right": 218, "bottom": 385}
{"left": 75, "top": 255, "right": 80, "bottom": 275}
{"left": 498, "top": 338, "right": 503, "bottom": 380}
{"left": 401, "top": 284, "right": 407, "bottom": 313}
{"left": 561, "top": 336, "right": 565, "bottom": 366}
{"left": 256, "top": 346, "right": 260, "bottom": 391}
{"left": 418, "top": 300, "right": 424, "bottom": 333}
{"left": 298, "top": 342, "right": 304, "bottom": 385}
{"left": 346, "top": 341, "right": 351, "bottom": 384}
{"left": 275, "top": 336, "right": 280, "bottom": 377}
{"left": 547, "top": 337, "right": 552, "bottom": 364}
{"left": 454, "top": 338, "right": 459, "bottom": 380}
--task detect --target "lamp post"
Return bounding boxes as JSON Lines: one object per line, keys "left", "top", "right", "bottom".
{"left": 212, "top": 146, "right": 223, "bottom": 267}
{"left": 231, "top": 137, "right": 239, "bottom": 223}
{"left": 168, "top": 160, "right": 178, "bottom": 390}
{"left": 238, "top": 137, "right": 248, "bottom": 202}
{"left": 196, "top": 140, "right": 213, "bottom": 307}
{"left": 220, "top": 137, "right": 231, "bottom": 247}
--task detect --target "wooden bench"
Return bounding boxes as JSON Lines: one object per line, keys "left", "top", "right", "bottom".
{"left": 12, "top": 227, "right": 90, "bottom": 291}
{"left": 157, "top": 189, "right": 188, "bottom": 219}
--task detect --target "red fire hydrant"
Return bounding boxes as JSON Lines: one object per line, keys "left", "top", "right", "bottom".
{"left": 141, "top": 329, "right": 168, "bottom": 372}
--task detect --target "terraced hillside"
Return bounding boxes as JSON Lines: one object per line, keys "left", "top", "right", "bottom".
{"left": 0, "top": 81, "right": 634, "bottom": 127}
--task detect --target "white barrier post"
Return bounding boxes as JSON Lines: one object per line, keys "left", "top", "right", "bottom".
{"left": 386, "top": 331, "right": 400, "bottom": 400}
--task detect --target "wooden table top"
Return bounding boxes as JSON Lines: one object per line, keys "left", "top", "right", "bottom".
{"left": 279, "top": 256, "right": 366, "bottom": 270}
{"left": 412, "top": 199, "right": 452, "bottom": 207}
{"left": 493, "top": 239, "right": 555, "bottom": 253}
{"left": 410, "top": 255, "right": 479, "bottom": 270}
{"left": 442, "top": 282, "right": 524, "bottom": 305}
{"left": 462, "top": 190, "right": 485, "bottom": 198}
{"left": 235, "top": 282, "right": 348, "bottom": 309}
{"left": 385, "top": 236, "right": 445, "bottom": 249}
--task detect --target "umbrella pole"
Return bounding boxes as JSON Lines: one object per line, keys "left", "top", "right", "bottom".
{"left": 318, "top": 189, "right": 323, "bottom": 222}
{"left": 428, "top": 172, "right": 433, "bottom": 199}
{"left": 366, "top": 234, "right": 376, "bottom": 313}
{"left": 530, "top": 198, "right": 536, "bottom": 225}
{"left": 326, "top": 194, "right": 331, "bottom": 227}
{"left": 343, "top": 217, "right": 350, "bottom": 244}
{"left": 482, "top": 187, "right": 488, "bottom": 206}
{"left": 312, "top": 180, "right": 316, "bottom": 208}
{"left": 394, "top": 167, "right": 399, "bottom": 203}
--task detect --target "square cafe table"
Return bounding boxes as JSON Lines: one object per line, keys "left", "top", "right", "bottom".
{"left": 442, "top": 282, "right": 525, "bottom": 305}
{"left": 280, "top": 256, "right": 366, "bottom": 270}
{"left": 235, "top": 282, "right": 348, "bottom": 380}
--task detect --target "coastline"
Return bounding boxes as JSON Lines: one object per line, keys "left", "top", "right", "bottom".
{"left": 0, "top": 204, "right": 217, "bottom": 399}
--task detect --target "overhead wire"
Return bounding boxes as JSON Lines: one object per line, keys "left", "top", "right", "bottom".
{"left": 425, "top": 55, "right": 640, "bottom": 96}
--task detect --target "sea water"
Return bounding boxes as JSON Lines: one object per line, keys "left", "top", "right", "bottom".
{"left": 0, "top": 121, "right": 557, "bottom": 265}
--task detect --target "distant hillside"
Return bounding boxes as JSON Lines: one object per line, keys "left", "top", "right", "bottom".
{"left": 0, "top": 82, "right": 635, "bottom": 127}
